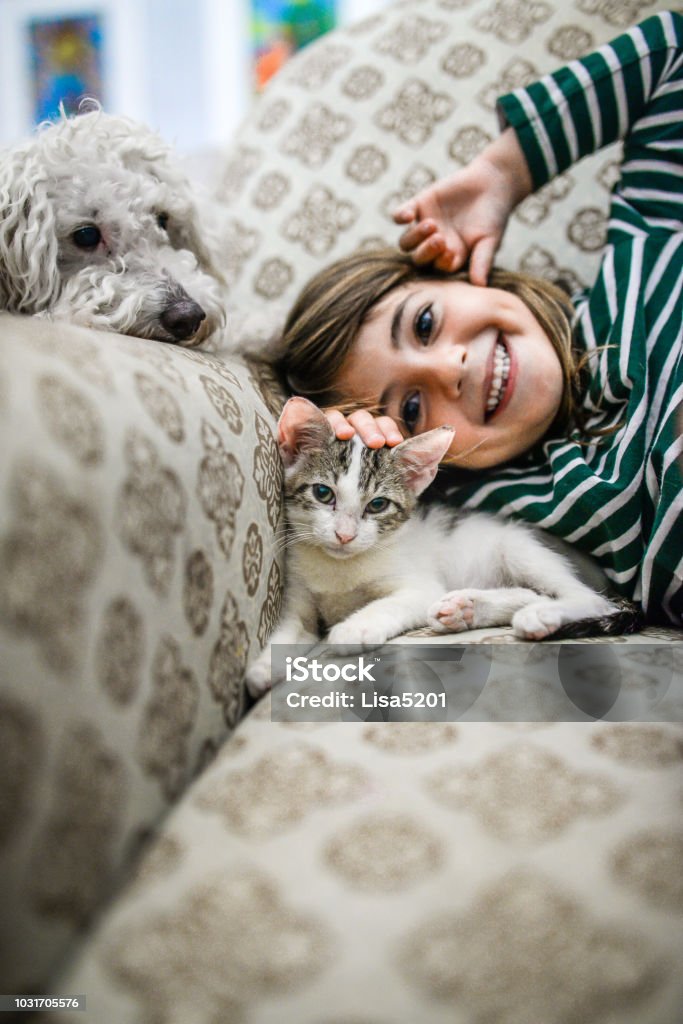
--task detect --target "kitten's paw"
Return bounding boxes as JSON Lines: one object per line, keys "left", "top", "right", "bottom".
{"left": 428, "top": 591, "right": 474, "bottom": 633}
{"left": 512, "top": 602, "right": 564, "bottom": 640}
{"left": 245, "top": 658, "right": 273, "bottom": 698}
{"left": 327, "top": 620, "right": 389, "bottom": 647}
{"left": 512, "top": 595, "right": 617, "bottom": 641}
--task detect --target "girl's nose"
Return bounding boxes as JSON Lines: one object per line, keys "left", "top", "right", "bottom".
{"left": 427, "top": 344, "right": 466, "bottom": 397}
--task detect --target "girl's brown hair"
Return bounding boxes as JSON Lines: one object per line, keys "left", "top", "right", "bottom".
{"left": 279, "top": 247, "right": 584, "bottom": 437}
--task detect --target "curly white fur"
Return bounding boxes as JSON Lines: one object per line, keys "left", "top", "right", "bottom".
{"left": 0, "top": 106, "right": 227, "bottom": 347}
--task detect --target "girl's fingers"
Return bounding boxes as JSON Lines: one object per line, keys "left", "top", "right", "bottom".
{"left": 401, "top": 223, "right": 467, "bottom": 270}
{"left": 325, "top": 409, "right": 403, "bottom": 448}
{"left": 411, "top": 233, "right": 456, "bottom": 267}
{"left": 398, "top": 219, "right": 437, "bottom": 252}
{"left": 324, "top": 408, "right": 356, "bottom": 439}
{"left": 434, "top": 241, "right": 467, "bottom": 273}
{"left": 393, "top": 202, "right": 417, "bottom": 224}
{"left": 469, "top": 235, "right": 499, "bottom": 286}
{"left": 346, "top": 409, "right": 387, "bottom": 447}
{"left": 373, "top": 416, "right": 405, "bottom": 445}
{"left": 346, "top": 410, "right": 403, "bottom": 447}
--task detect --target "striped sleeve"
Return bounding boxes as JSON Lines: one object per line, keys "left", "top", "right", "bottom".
{"left": 438, "top": 228, "right": 683, "bottom": 623}
{"left": 497, "top": 11, "right": 683, "bottom": 232}
{"left": 436, "top": 13, "right": 683, "bottom": 625}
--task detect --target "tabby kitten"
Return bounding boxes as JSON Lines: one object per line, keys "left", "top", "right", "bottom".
{"left": 246, "top": 397, "right": 636, "bottom": 696}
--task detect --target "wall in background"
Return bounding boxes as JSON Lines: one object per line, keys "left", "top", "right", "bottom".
{"left": 0, "top": 0, "right": 391, "bottom": 151}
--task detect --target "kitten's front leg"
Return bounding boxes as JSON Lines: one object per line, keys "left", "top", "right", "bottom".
{"left": 328, "top": 586, "right": 442, "bottom": 646}
{"left": 245, "top": 588, "right": 318, "bottom": 697}
{"left": 245, "top": 619, "right": 318, "bottom": 698}
{"left": 429, "top": 587, "right": 540, "bottom": 632}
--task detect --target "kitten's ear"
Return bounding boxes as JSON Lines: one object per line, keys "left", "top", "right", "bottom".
{"left": 391, "top": 426, "right": 455, "bottom": 495}
{"left": 277, "top": 397, "right": 335, "bottom": 467}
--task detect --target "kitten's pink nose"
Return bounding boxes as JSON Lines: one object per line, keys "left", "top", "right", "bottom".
{"left": 335, "top": 528, "right": 356, "bottom": 545}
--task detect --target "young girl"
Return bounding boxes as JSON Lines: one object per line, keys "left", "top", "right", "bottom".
{"left": 278, "top": 11, "right": 683, "bottom": 626}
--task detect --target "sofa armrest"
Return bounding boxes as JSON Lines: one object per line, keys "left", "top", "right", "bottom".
{"left": 0, "top": 312, "right": 284, "bottom": 991}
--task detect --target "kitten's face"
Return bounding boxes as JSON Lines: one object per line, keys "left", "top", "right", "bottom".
{"left": 285, "top": 435, "right": 417, "bottom": 559}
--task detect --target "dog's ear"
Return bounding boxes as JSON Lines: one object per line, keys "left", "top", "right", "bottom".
{"left": 104, "top": 114, "right": 226, "bottom": 284}
{"left": 0, "top": 151, "right": 60, "bottom": 313}
{"left": 171, "top": 209, "right": 225, "bottom": 281}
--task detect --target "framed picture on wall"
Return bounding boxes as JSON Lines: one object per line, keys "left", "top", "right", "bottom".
{"left": 0, "top": 0, "right": 146, "bottom": 147}
{"left": 28, "top": 13, "right": 105, "bottom": 123}
{"left": 251, "top": 0, "right": 337, "bottom": 89}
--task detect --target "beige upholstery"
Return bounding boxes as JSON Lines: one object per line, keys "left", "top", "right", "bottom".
{"left": 0, "top": 315, "right": 284, "bottom": 991}
{"left": 0, "top": 0, "right": 681, "bottom": 1019}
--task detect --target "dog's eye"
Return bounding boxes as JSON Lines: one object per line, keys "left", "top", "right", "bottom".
{"left": 157, "top": 212, "right": 169, "bottom": 231}
{"left": 72, "top": 225, "right": 102, "bottom": 249}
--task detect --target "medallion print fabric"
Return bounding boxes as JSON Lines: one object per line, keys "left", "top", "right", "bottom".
{"left": 214, "top": 0, "right": 676, "bottom": 322}
{"left": 0, "top": 314, "right": 284, "bottom": 992}
{"left": 0, "top": 0, "right": 681, "bottom": 1017}
{"left": 49, "top": 707, "right": 683, "bottom": 1023}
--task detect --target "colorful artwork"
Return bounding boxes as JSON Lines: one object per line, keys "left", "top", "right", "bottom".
{"left": 251, "top": 0, "right": 336, "bottom": 89}
{"left": 28, "top": 15, "right": 104, "bottom": 123}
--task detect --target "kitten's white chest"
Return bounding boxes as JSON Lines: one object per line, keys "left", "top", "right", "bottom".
{"left": 291, "top": 543, "right": 400, "bottom": 628}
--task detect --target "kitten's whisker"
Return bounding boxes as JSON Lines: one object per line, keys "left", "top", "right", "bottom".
{"left": 443, "top": 437, "right": 489, "bottom": 467}
{"left": 272, "top": 528, "right": 319, "bottom": 553}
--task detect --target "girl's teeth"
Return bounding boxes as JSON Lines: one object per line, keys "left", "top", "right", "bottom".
{"left": 487, "top": 341, "right": 510, "bottom": 414}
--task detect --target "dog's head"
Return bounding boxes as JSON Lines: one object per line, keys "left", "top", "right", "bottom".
{"left": 0, "top": 108, "right": 226, "bottom": 346}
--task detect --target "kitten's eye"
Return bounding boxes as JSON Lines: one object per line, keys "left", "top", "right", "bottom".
{"left": 157, "top": 212, "right": 170, "bottom": 231}
{"left": 72, "top": 225, "right": 101, "bottom": 249}
{"left": 415, "top": 304, "right": 434, "bottom": 344}
{"left": 365, "top": 497, "right": 390, "bottom": 515}
{"left": 312, "top": 484, "right": 334, "bottom": 504}
{"left": 400, "top": 392, "right": 421, "bottom": 433}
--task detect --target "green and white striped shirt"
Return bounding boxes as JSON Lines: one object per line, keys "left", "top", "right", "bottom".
{"left": 440, "top": 11, "right": 683, "bottom": 625}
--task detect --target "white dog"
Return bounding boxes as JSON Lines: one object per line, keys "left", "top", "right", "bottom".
{"left": 0, "top": 106, "right": 227, "bottom": 347}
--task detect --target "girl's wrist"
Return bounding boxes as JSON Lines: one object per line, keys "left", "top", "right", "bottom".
{"left": 478, "top": 127, "right": 533, "bottom": 209}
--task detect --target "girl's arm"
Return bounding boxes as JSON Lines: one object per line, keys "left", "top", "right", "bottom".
{"left": 498, "top": 10, "right": 683, "bottom": 235}
{"left": 396, "top": 11, "right": 683, "bottom": 280}
{"left": 393, "top": 127, "right": 532, "bottom": 285}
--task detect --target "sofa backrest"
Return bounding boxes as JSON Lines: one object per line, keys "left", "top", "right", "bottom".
{"left": 212, "top": 0, "right": 670, "bottom": 330}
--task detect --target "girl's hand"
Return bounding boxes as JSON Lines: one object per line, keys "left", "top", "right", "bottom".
{"left": 393, "top": 128, "right": 533, "bottom": 286}
{"left": 324, "top": 408, "right": 404, "bottom": 447}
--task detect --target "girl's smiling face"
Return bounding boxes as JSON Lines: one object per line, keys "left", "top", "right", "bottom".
{"left": 336, "top": 279, "right": 564, "bottom": 468}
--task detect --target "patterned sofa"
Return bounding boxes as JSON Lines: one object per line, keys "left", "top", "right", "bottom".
{"left": 1, "top": 0, "right": 681, "bottom": 1022}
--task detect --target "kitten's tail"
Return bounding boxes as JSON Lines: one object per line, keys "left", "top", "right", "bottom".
{"left": 547, "top": 596, "right": 645, "bottom": 641}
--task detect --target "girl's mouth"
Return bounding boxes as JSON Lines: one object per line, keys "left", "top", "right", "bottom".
{"left": 485, "top": 335, "right": 513, "bottom": 420}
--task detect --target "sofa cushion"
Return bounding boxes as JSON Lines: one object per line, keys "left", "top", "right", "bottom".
{"left": 50, "top": 690, "right": 683, "bottom": 1023}
{"left": 0, "top": 313, "right": 284, "bottom": 991}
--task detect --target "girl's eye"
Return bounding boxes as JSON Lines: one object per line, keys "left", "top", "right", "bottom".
{"left": 157, "top": 212, "right": 170, "bottom": 231}
{"left": 312, "top": 484, "right": 334, "bottom": 504}
{"left": 72, "top": 225, "right": 101, "bottom": 249}
{"left": 415, "top": 304, "right": 434, "bottom": 344}
{"left": 366, "top": 497, "right": 390, "bottom": 514}
{"left": 400, "top": 392, "right": 421, "bottom": 433}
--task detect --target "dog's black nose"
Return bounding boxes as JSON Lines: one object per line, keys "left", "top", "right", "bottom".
{"left": 161, "top": 300, "right": 206, "bottom": 341}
